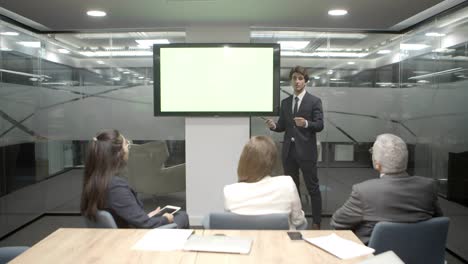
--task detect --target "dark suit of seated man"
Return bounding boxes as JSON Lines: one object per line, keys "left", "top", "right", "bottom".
{"left": 330, "top": 133, "right": 443, "bottom": 244}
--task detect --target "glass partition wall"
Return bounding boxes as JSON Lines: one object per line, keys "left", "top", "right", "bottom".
{"left": 1, "top": 5, "right": 468, "bottom": 259}
{"left": 250, "top": 6, "right": 468, "bottom": 260}
{"left": 0, "top": 24, "right": 187, "bottom": 237}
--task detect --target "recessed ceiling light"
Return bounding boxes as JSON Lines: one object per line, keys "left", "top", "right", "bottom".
{"left": 277, "top": 41, "right": 309, "bottom": 50}
{"left": 425, "top": 32, "right": 445, "bottom": 37}
{"left": 58, "top": 48, "right": 70, "bottom": 54}
{"left": 328, "top": 9, "right": 348, "bottom": 16}
{"left": 347, "top": 61, "right": 355, "bottom": 65}
{"left": 123, "top": 71, "right": 130, "bottom": 74}
{"left": 138, "top": 76, "right": 144, "bottom": 79}
{"left": 96, "top": 60, "right": 105, "bottom": 64}
{"left": 87, "top": 10, "right": 107, "bottom": 17}
{"left": 0, "top": 32, "right": 19, "bottom": 36}
{"left": 0, "top": 47, "right": 12, "bottom": 51}
{"left": 377, "top": 50, "right": 391, "bottom": 54}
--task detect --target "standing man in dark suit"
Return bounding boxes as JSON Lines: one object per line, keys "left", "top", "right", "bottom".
{"left": 266, "top": 66, "right": 324, "bottom": 229}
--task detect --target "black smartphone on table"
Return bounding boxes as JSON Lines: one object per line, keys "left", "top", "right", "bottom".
{"left": 287, "top": 231, "right": 303, "bottom": 240}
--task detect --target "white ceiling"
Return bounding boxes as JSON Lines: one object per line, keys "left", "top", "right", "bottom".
{"left": 0, "top": 0, "right": 465, "bottom": 32}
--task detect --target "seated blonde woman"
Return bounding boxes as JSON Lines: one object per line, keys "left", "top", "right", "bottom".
{"left": 224, "top": 136, "right": 307, "bottom": 230}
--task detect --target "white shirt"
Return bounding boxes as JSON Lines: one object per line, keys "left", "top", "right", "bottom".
{"left": 224, "top": 175, "right": 307, "bottom": 230}
{"left": 292, "top": 89, "right": 306, "bottom": 113}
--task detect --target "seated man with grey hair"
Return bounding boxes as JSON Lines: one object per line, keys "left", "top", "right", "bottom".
{"left": 330, "top": 133, "right": 443, "bottom": 244}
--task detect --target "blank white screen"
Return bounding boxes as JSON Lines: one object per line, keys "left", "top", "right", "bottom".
{"left": 159, "top": 46, "right": 274, "bottom": 113}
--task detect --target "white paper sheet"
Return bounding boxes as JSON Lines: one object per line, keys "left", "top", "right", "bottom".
{"left": 132, "top": 229, "right": 194, "bottom": 251}
{"left": 304, "top": 233, "right": 375, "bottom": 259}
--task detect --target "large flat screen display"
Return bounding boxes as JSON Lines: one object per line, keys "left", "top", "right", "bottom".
{"left": 154, "top": 43, "right": 280, "bottom": 116}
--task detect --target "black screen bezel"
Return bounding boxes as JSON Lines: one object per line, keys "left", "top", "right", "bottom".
{"left": 153, "top": 43, "right": 280, "bottom": 117}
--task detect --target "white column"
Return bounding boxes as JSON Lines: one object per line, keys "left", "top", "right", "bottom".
{"left": 185, "top": 25, "right": 250, "bottom": 225}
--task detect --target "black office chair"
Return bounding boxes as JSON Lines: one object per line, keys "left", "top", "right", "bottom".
{"left": 206, "top": 212, "right": 290, "bottom": 230}
{"left": 0, "top": 246, "right": 29, "bottom": 264}
{"left": 368, "top": 217, "right": 449, "bottom": 264}
{"left": 84, "top": 210, "right": 118, "bottom": 228}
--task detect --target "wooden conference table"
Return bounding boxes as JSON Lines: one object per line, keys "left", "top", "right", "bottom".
{"left": 10, "top": 228, "right": 372, "bottom": 264}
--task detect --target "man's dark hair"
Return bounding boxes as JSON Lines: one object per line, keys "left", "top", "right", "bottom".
{"left": 289, "top": 66, "right": 309, "bottom": 83}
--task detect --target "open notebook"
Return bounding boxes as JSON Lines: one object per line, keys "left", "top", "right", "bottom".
{"left": 183, "top": 234, "right": 253, "bottom": 254}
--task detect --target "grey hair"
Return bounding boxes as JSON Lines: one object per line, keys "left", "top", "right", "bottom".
{"left": 372, "top": 133, "right": 408, "bottom": 174}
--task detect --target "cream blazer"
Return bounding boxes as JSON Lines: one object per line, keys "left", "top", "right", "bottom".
{"left": 224, "top": 175, "right": 307, "bottom": 230}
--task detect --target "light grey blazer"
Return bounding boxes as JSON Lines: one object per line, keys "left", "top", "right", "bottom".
{"left": 330, "top": 172, "right": 443, "bottom": 244}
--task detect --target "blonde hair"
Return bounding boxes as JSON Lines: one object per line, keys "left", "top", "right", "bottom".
{"left": 237, "top": 136, "right": 277, "bottom": 183}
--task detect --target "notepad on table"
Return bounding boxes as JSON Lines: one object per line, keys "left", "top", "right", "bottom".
{"left": 304, "top": 233, "right": 374, "bottom": 259}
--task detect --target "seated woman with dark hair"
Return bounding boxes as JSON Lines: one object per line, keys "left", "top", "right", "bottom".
{"left": 224, "top": 136, "right": 307, "bottom": 230}
{"left": 80, "top": 129, "right": 189, "bottom": 229}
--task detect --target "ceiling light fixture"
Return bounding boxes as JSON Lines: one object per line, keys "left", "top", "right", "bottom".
{"left": 347, "top": 61, "right": 355, "bottom": 65}
{"left": 400, "top": 43, "right": 430, "bottom": 50}
{"left": 58, "top": 48, "right": 70, "bottom": 54}
{"left": 432, "top": 48, "right": 455, "bottom": 53}
{"left": 328, "top": 9, "right": 348, "bottom": 16}
{"left": 409, "top": 67, "right": 464, "bottom": 80}
{"left": 281, "top": 51, "right": 368, "bottom": 58}
{"left": 17, "top": 41, "right": 41, "bottom": 48}
{"left": 86, "top": 10, "right": 107, "bottom": 17}
{"left": 377, "top": 50, "right": 391, "bottom": 54}
{"left": 0, "top": 32, "right": 19, "bottom": 36}
{"left": 135, "top": 39, "right": 170, "bottom": 48}
{"left": 96, "top": 60, "right": 105, "bottom": 64}
{"left": 252, "top": 31, "right": 366, "bottom": 40}
{"left": 425, "top": 32, "right": 445, "bottom": 37}
{"left": 277, "top": 41, "right": 309, "bottom": 50}
{"left": 80, "top": 50, "right": 153, "bottom": 57}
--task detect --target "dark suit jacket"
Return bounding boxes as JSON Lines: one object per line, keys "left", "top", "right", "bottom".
{"left": 330, "top": 173, "right": 443, "bottom": 244}
{"left": 273, "top": 92, "right": 324, "bottom": 162}
{"left": 105, "top": 176, "right": 169, "bottom": 228}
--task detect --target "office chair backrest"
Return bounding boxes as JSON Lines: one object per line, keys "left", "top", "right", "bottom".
{"left": 84, "top": 210, "right": 118, "bottom": 228}
{"left": 368, "top": 217, "right": 449, "bottom": 264}
{"left": 208, "top": 212, "right": 290, "bottom": 230}
{"left": 0, "top": 246, "right": 29, "bottom": 264}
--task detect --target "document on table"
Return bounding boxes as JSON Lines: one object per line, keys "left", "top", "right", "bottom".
{"left": 304, "top": 233, "right": 375, "bottom": 259}
{"left": 132, "top": 229, "right": 194, "bottom": 251}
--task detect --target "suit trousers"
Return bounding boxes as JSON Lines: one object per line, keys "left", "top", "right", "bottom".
{"left": 283, "top": 142, "right": 322, "bottom": 225}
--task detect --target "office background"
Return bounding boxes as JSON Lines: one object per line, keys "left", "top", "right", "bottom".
{"left": 0, "top": 1, "right": 468, "bottom": 262}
